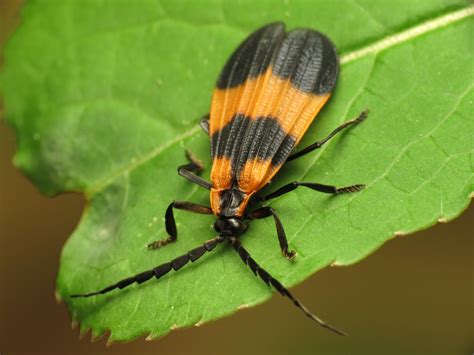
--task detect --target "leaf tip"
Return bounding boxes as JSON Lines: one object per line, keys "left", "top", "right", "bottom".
{"left": 394, "top": 230, "right": 408, "bottom": 237}
{"left": 79, "top": 327, "right": 90, "bottom": 341}
{"left": 91, "top": 330, "right": 107, "bottom": 343}
{"left": 55, "top": 290, "right": 63, "bottom": 304}
{"left": 237, "top": 303, "right": 250, "bottom": 310}
{"left": 105, "top": 337, "right": 114, "bottom": 347}
{"left": 105, "top": 332, "right": 119, "bottom": 347}
{"left": 194, "top": 319, "right": 205, "bottom": 327}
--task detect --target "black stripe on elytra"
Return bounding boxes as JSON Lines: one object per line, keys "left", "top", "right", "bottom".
{"left": 273, "top": 29, "right": 339, "bottom": 95}
{"left": 216, "top": 23, "right": 285, "bottom": 89}
{"left": 216, "top": 23, "right": 338, "bottom": 95}
{"left": 211, "top": 114, "right": 296, "bottom": 177}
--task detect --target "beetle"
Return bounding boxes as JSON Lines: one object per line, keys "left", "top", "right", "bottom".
{"left": 71, "top": 22, "right": 368, "bottom": 336}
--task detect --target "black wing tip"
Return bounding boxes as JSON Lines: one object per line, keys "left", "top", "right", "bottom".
{"left": 286, "top": 26, "right": 336, "bottom": 45}
{"left": 245, "top": 22, "right": 286, "bottom": 40}
{"left": 216, "top": 21, "right": 287, "bottom": 90}
{"left": 254, "top": 23, "right": 337, "bottom": 40}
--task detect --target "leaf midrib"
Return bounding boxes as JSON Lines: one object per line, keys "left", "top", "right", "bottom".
{"left": 86, "top": 5, "right": 474, "bottom": 198}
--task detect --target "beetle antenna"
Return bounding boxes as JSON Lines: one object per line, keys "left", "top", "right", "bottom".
{"left": 228, "top": 236, "right": 346, "bottom": 336}
{"left": 70, "top": 236, "right": 225, "bottom": 298}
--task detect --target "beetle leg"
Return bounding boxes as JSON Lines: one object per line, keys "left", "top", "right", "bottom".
{"left": 249, "top": 207, "right": 295, "bottom": 260}
{"left": 199, "top": 114, "right": 210, "bottom": 135}
{"left": 228, "top": 236, "right": 345, "bottom": 336}
{"left": 287, "top": 109, "right": 368, "bottom": 162}
{"left": 257, "top": 181, "right": 364, "bottom": 202}
{"left": 178, "top": 150, "right": 212, "bottom": 190}
{"left": 148, "top": 201, "right": 213, "bottom": 249}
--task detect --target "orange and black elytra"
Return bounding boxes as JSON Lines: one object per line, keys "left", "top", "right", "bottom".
{"left": 71, "top": 23, "right": 368, "bottom": 335}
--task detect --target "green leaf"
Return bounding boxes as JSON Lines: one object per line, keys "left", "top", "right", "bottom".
{"left": 2, "top": 0, "right": 472, "bottom": 342}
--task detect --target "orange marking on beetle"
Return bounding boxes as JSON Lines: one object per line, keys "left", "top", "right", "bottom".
{"left": 261, "top": 83, "right": 331, "bottom": 145}
{"left": 210, "top": 68, "right": 331, "bottom": 144}
{"left": 238, "top": 158, "right": 276, "bottom": 193}
{"left": 210, "top": 157, "right": 233, "bottom": 190}
{"left": 210, "top": 67, "right": 273, "bottom": 135}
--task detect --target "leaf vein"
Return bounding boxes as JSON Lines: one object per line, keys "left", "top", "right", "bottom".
{"left": 340, "top": 5, "right": 474, "bottom": 64}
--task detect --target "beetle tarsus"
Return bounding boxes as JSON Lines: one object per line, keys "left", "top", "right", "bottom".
{"left": 147, "top": 236, "right": 175, "bottom": 250}
{"left": 336, "top": 184, "right": 365, "bottom": 194}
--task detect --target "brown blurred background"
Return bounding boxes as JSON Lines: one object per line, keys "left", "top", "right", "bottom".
{"left": 1, "top": 1, "right": 472, "bottom": 354}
